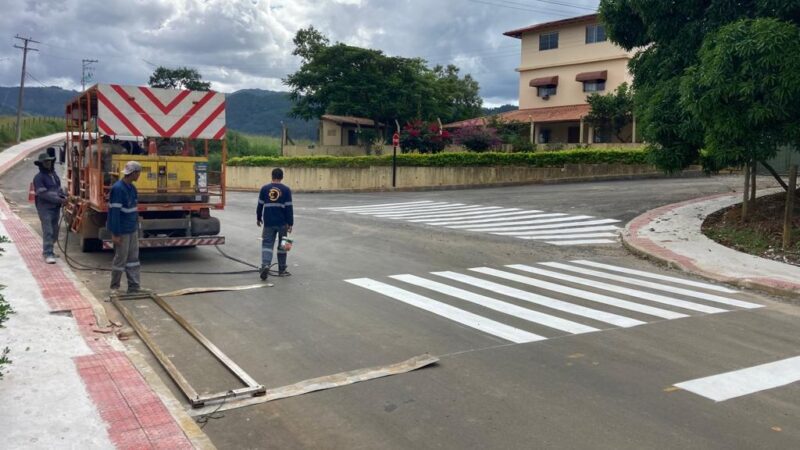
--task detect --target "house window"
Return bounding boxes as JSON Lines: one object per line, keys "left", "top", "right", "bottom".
{"left": 568, "top": 126, "right": 580, "bottom": 143}
{"left": 537, "top": 85, "right": 557, "bottom": 97}
{"left": 586, "top": 24, "right": 607, "bottom": 44}
{"left": 539, "top": 32, "right": 559, "bottom": 50}
{"left": 538, "top": 129, "right": 552, "bottom": 144}
{"left": 583, "top": 80, "right": 606, "bottom": 92}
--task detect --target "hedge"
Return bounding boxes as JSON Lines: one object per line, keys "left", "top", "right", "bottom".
{"left": 227, "top": 149, "right": 649, "bottom": 168}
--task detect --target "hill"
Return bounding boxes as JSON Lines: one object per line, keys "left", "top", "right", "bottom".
{"left": 0, "top": 86, "right": 318, "bottom": 139}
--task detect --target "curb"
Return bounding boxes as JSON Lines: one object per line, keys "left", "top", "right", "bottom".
{"left": 623, "top": 192, "right": 800, "bottom": 301}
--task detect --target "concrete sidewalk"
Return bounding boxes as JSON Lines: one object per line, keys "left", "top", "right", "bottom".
{"left": 0, "top": 136, "right": 209, "bottom": 449}
{"left": 623, "top": 189, "right": 800, "bottom": 299}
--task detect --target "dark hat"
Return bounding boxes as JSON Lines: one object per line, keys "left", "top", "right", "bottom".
{"left": 34, "top": 152, "right": 56, "bottom": 166}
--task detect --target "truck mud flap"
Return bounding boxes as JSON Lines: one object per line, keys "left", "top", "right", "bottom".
{"left": 102, "top": 236, "right": 225, "bottom": 250}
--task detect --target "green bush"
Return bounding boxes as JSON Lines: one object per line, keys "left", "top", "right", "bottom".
{"left": 228, "top": 148, "right": 648, "bottom": 168}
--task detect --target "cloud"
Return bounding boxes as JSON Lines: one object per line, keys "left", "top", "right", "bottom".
{"left": 0, "top": 0, "right": 600, "bottom": 107}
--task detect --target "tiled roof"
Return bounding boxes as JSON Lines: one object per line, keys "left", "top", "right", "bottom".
{"left": 504, "top": 14, "right": 598, "bottom": 39}
{"left": 444, "top": 104, "right": 591, "bottom": 129}
{"left": 321, "top": 114, "right": 379, "bottom": 126}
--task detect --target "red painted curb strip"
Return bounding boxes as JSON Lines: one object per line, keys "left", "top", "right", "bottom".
{"left": 623, "top": 192, "right": 800, "bottom": 298}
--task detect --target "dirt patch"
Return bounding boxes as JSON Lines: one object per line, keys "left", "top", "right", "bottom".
{"left": 703, "top": 190, "right": 800, "bottom": 266}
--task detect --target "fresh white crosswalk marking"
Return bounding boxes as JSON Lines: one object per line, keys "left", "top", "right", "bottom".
{"left": 324, "top": 201, "right": 623, "bottom": 246}
{"left": 539, "top": 262, "right": 762, "bottom": 309}
{"left": 571, "top": 260, "right": 739, "bottom": 294}
{"left": 390, "top": 274, "right": 600, "bottom": 334}
{"left": 441, "top": 213, "right": 565, "bottom": 227}
{"left": 504, "top": 265, "right": 729, "bottom": 314}
{"left": 675, "top": 356, "right": 800, "bottom": 402}
{"left": 466, "top": 267, "right": 688, "bottom": 320}
{"left": 320, "top": 200, "right": 434, "bottom": 210}
{"left": 426, "top": 211, "right": 553, "bottom": 225}
{"left": 520, "top": 233, "right": 619, "bottom": 240}
{"left": 514, "top": 225, "right": 621, "bottom": 237}
{"left": 345, "top": 278, "right": 545, "bottom": 343}
{"left": 433, "top": 271, "right": 645, "bottom": 328}
{"left": 346, "top": 260, "right": 763, "bottom": 345}
{"left": 459, "top": 216, "right": 597, "bottom": 232}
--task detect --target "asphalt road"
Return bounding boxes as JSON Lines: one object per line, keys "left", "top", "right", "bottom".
{"left": 2, "top": 163, "right": 798, "bottom": 449}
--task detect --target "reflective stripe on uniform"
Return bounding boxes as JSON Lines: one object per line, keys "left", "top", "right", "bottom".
{"left": 109, "top": 203, "right": 123, "bottom": 208}
{"left": 121, "top": 207, "right": 138, "bottom": 213}
{"left": 125, "top": 261, "right": 140, "bottom": 267}
{"left": 36, "top": 187, "right": 48, "bottom": 193}
{"left": 264, "top": 204, "right": 285, "bottom": 208}
{"left": 258, "top": 199, "right": 265, "bottom": 204}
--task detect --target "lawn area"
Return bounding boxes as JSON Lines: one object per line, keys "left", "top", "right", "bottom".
{"left": 0, "top": 115, "right": 64, "bottom": 149}
{"left": 703, "top": 190, "right": 800, "bottom": 266}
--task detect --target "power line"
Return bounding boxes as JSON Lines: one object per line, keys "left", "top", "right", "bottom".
{"left": 82, "top": 59, "right": 99, "bottom": 91}
{"left": 25, "top": 71, "right": 49, "bottom": 88}
{"left": 13, "top": 34, "right": 39, "bottom": 143}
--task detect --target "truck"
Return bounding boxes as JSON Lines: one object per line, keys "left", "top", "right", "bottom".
{"left": 63, "top": 84, "right": 227, "bottom": 252}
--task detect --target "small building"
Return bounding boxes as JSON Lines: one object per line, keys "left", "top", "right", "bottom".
{"left": 319, "top": 114, "right": 381, "bottom": 147}
{"left": 447, "top": 14, "right": 638, "bottom": 147}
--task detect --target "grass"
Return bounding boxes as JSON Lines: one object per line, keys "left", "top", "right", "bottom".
{"left": 0, "top": 115, "right": 64, "bottom": 149}
{"left": 702, "top": 191, "right": 800, "bottom": 266}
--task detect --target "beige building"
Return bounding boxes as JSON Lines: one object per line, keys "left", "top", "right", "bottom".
{"left": 448, "top": 14, "right": 637, "bottom": 146}
{"left": 283, "top": 114, "right": 386, "bottom": 157}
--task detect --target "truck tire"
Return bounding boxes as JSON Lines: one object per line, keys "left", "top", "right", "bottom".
{"left": 190, "top": 216, "right": 221, "bottom": 236}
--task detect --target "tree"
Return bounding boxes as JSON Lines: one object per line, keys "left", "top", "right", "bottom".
{"left": 585, "top": 82, "right": 633, "bottom": 142}
{"left": 149, "top": 66, "right": 211, "bottom": 91}
{"left": 681, "top": 18, "right": 800, "bottom": 218}
{"left": 283, "top": 27, "right": 482, "bottom": 134}
{"left": 452, "top": 125, "right": 501, "bottom": 152}
{"left": 599, "top": 0, "right": 800, "bottom": 173}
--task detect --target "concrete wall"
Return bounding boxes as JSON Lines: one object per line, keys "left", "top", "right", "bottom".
{"left": 227, "top": 163, "right": 670, "bottom": 192}
{"left": 283, "top": 144, "right": 393, "bottom": 157}
{"left": 516, "top": 19, "right": 635, "bottom": 110}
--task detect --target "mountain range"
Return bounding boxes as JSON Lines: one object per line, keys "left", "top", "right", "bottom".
{"left": 0, "top": 86, "right": 516, "bottom": 138}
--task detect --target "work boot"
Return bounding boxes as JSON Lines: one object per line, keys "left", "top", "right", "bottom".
{"left": 260, "top": 266, "right": 269, "bottom": 281}
{"left": 108, "top": 288, "right": 121, "bottom": 298}
{"left": 277, "top": 269, "right": 291, "bottom": 277}
{"left": 127, "top": 287, "right": 153, "bottom": 295}
{"left": 45, "top": 255, "right": 56, "bottom": 264}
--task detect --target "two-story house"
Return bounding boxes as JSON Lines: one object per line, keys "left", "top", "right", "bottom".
{"left": 448, "top": 14, "right": 637, "bottom": 146}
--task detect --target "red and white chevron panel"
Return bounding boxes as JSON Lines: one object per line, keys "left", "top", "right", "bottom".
{"left": 102, "top": 236, "right": 226, "bottom": 250}
{"left": 96, "top": 84, "right": 226, "bottom": 140}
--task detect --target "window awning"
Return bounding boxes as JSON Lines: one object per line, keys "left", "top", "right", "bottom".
{"left": 575, "top": 70, "right": 607, "bottom": 82}
{"left": 529, "top": 76, "right": 559, "bottom": 87}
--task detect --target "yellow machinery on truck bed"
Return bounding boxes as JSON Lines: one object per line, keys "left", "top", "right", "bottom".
{"left": 64, "top": 84, "right": 228, "bottom": 251}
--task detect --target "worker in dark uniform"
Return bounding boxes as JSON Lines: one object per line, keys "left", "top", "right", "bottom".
{"left": 108, "top": 161, "right": 148, "bottom": 295}
{"left": 32, "top": 152, "right": 66, "bottom": 263}
{"left": 256, "top": 168, "right": 293, "bottom": 280}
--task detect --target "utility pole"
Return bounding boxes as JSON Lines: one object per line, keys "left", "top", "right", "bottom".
{"left": 13, "top": 34, "right": 39, "bottom": 143}
{"left": 81, "top": 59, "right": 98, "bottom": 91}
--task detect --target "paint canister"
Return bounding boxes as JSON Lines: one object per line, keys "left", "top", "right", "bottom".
{"left": 280, "top": 236, "right": 293, "bottom": 251}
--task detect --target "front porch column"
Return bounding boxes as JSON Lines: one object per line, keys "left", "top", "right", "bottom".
{"left": 529, "top": 115, "right": 535, "bottom": 144}
{"left": 579, "top": 117, "right": 585, "bottom": 144}
{"left": 588, "top": 125, "right": 594, "bottom": 144}
{"left": 632, "top": 114, "right": 637, "bottom": 143}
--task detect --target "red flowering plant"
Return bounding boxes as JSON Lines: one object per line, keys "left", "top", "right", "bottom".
{"left": 452, "top": 125, "right": 501, "bottom": 152}
{"left": 399, "top": 120, "right": 451, "bottom": 154}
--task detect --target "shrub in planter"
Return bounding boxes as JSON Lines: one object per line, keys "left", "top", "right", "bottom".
{"left": 400, "top": 120, "right": 451, "bottom": 154}
{"left": 452, "top": 125, "right": 502, "bottom": 152}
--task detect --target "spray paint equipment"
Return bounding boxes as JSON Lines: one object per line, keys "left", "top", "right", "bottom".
{"left": 279, "top": 236, "right": 293, "bottom": 252}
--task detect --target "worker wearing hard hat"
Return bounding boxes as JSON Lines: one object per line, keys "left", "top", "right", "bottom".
{"left": 108, "top": 161, "right": 149, "bottom": 295}
{"left": 32, "top": 151, "right": 66, "bottom": 264}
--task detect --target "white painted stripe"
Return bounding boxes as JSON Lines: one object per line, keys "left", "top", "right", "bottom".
{"left": 571, "top": 260, "right": 739, "bottom": 294}
{"left": 426, "top": 210, "right": 548, "bottom": 225}
{"left": 321, "top": 200, "right": 434, "bottom": 210}
{"left": 522, "top": 233, "right": 619, "bottom": 240}
{"left": 540, "top": 262, "right": 761, "bottom": 310}
{"left": 449, "top": 214, "right": 580, "bottom": 229}
{"left": 352, "top": 202, "right": 455, "bottom": 214}
{"left": 368, "top": 203, "right": 469, "bottom": 215}
{"left": 411, "top": 209, "right": 534, "bottom": 223}
{"left": 506, "top": 265, "right": 728, "bottom": 314}
{"left": 391, "top": 207, "right": 512, "bottom": 221}
{"left": 504, "top": 225, "right": 621, "bottom": 236}
{"left": 458, "top": 216, "right": 598, "bottom": 232}
{"left": 492, "top": 219, "right": 622, "bottom": 235}
{"left": 376, "top": 205, "right": 492, "bottom": 218}
{"left": 467, "top": 268, "right": 687, "bottom": 320}
{"left": 433, "top": 271, "right": 645, "bottom": 328}
{"left": 544, "top": 239, "right": 618, "bottom": 245}
{"left": 345, "top": 278, "right": 545, "bottom": 343}
{"left": 440, "top": 213, "right": 565, "bottom": 227}
{"left": 391, "top": 274, "right": 599, "bottom": 334}
{"left": 675, "top": 356, "right": 800, "bottom": 402}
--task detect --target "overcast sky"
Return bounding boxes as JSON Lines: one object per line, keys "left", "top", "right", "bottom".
{"left": 0, "top": 0, "right": 599, "bottom": 107}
